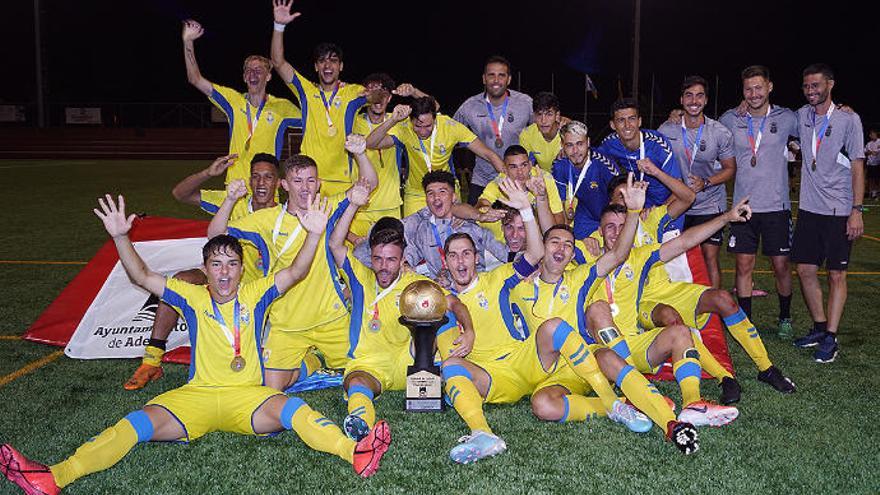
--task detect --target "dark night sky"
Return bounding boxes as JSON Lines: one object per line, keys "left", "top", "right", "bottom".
{"left": 3, "top": 0, "right": 876, "bottom": 130}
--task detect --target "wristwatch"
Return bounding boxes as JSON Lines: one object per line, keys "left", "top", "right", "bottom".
{"left": 853, "top": 205, "right": 865, "bottom": 213}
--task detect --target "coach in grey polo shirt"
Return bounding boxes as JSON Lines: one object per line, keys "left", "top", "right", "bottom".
{"left": 719, "top": 65, "right": 799, "bottom": 338}
{"left": 454, "top": 55, "right": 533, "bottom": 204}
{"left": 658, "top": 75, "right": 735, "bottom": 290}
{"left": 791, "top": 63, "right": 865, "bottom": 364}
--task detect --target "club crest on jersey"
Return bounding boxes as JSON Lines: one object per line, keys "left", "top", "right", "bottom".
{"left": 478, "top": 292, "right": 489, "bottom": 310}
{"left": 590, "top": 181, "right": 598, "bottom": 189}
{"left": 558, "top": 285, "right": 570, "bottom": 303}
{"left": 639, "top": 232, "right": 654, "bottom": 245}
{"left": 266, "top": 111, "right": 274, "bottom": 123}
{"left": 334, "top": 98, "right": 342, "bottom": 108}
{"left": 624, "top": 266, "right": 634, "bottom": 280}
{"left": 507, "top": 113, "right": 514, "bottom": 123}
{"left": 770, "top": 122, "right": 777, "bottom": 134}
{"left": 239, "top": 305, "right": 251, "bottom": 325}
{"left": 439, "top": 144, "right": 447, "bottom": 155}
{"left": 825, "top": 126, "right": 832, "bottom": 137}
{"left": 699, "top": 140, "right": 706, "bottom": 152}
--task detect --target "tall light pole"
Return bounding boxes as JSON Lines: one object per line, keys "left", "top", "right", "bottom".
{"left": 34, "top": 0, "right": 46, "bottom": 128}
{"left": 631, "top": 0, "right": 641, "bottom": 101}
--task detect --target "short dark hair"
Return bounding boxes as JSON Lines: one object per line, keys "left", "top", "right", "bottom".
{"left": 485, "top": 55, "right": 511, "bottom": 73}
{"left": 202, "top": 234, "right": 243, "bottom": 264}
{"left": 606, "top": 175, "right": 628, "bottom": 197}
{"left": 410, "top": 96, "right": 438, "bottom": 118}
{"left": 491, "top": 200, "right": 520, "bottom": 226}
{"left": 251, "top": 153, "right": 280, "bottom": 172}
{"left": 741, "top": 65, "right": 770, "bottom": 81}
{"left": 362, "top": 72, "right": 396, "bottom": 92}
{"left": 422, "top": 170, "right": 456, "bottom": 191}
{"left": 803, "top": 63, "right": 834, "bottom": 80}
{"left": 282, "top": 154, "right": 318, "bottom": 177}
{"left": 600, "top": 203, "right": 627, "bottom": 221}
{"left": 444, "top": 232, "right": 476, "bottom": 253}
{"left": 533, "top": 92, "right": 560, "bottom": 114}
{"left": 681, "top": 75, "right": 709, "bottom": 96}
{"left": 503, "top": 144, "right": 529, "bottom": 159}
{"left": 369, "top": 219, "right": 407, "bottom": 251}
{"left": 611, "top": 98, "right": 639, "bottom": 118}
{"left": 313, "top": 42, "right": 343, "bottom": 63}
{"left": 542, "top": 224, "right": 574, "bottom": 243}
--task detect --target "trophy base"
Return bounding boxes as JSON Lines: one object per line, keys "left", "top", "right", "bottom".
{"left": 405, "top": 366, "right": 444, "bottom": 412}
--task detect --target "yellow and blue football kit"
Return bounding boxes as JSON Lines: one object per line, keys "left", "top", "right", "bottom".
{"left": 286, "top": 70, "right": 367, "bottom": 196}
{"left": 208, "top": 84, "right": 301, "bottom": 187}
{"left": 350, "top": 112, "right": 404, "bottom": 236}
{"left": 387, "top": 114, "right": 476, "bottom": 215}
{"left": 519, "top": 123, "right": 562, "bottom": 173}
{"left": 478, "top": 167, "right": 564, "bottom": 242}
{"left": 199, "top": 190, "right": 268, "bottom": 283}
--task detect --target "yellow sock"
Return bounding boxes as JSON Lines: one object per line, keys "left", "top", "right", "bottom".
{"left": 616, "top": 365, "right": 675, "bottom": 434}
{"left": 693, "top": 333, "right": 733, "bottom": 381}
{"left": 294, "top": 351, "right": 323, "bottom": 384}
{"left": 346, "top": 385, "right": 376, "bottom": 428}
{"left": 723, "top": 309, "right": 772, "bottom": 371}
{"left": 50, "top": 414, "right": 144, "bottom": 488}
{"left": 559, "top": 395, "right": 605, "bottom": 422}
{"left": 673, "top": 357, "right": 702, "bottom": 406}
{"left": 435, "top": 315, "right": 461, "bottom": 361}
{"left": 551, "top": 321, "right": 617, "bottom": 411}
{"left": 281, "top": 397, "right": 355, "bottom": 464}
{"left": 141, "top": 345, "right": 164, "bottom": 367}
{"left": 442, "top": 366, "right": 491, "bottom": 434}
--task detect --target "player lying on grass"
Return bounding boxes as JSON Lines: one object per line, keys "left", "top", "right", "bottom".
{"left": 325, "top": 178, "right": 476, "bottom": 441}
{"left": 0, "top": 194, "right": 391, "bottom": 494}
{"left": 123, "top": 153, "right": 283, "bottom": 391}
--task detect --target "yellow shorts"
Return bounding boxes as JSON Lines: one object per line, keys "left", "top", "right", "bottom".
{"left": 638, "top": 281, "right": 711, "bottom": 331}
{"left": 262, "top": 315, "right": 351, "bottom": 370}
{"left": 321, "top": 179, "right": 351, "bottom": 198}
{"left": 146, "top": 384, "right": 283, "bottom": 442}
{"left": 622, "top": 327, "right": 667, "bottom": 374}
{"left": 350, "top": 208, "right": 402, "bottom": 238}
{"left": 344, "top": 344, "right": 413, "bottom": 394}
{"left": 532, "top": 361, "right": 590, "bottom": 396}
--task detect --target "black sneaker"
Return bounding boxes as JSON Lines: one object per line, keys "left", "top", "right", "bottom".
{"left": 794, "top": 329, "right": 825, "bottom": 348}
{"left": 666, "top": 421, "right": 699, "bottom": 455}
{"left": 757, "top": 365, "right": 796, "bottom": 393}
{"left": 719, "top": 377, "right": 742, "bottom": 405}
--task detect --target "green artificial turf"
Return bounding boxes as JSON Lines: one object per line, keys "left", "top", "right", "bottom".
{"left": 0, "top": 159, "right": 878, "bottom": 494}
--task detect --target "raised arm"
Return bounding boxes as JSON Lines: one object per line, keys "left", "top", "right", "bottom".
{"left": 366, "top": 104, "right": 408, "bottom": 150}
{"left": 346, "top": 134, "right": 378, "bottom": 190}
{"left": 274, "top": 195, "right": 329, "bottom": 293}
{"left": 467, "top": 139, "right": 506, "bottom": 174}
{"left": 328, "top": 178, "right": 371, "bottom": 267}
{"left": 526, "top": 175, "right": 563, "bottom": 231}
{"left": 270, "top": 0, "right": 301, "bottom": 84}
{"left": 206, "top": 180, "right": 247, "bottom": 238}
{"left": 172, "top": 154, "right": 237, "bottom": 205}
{"left": 596, "top": 173, "right": 647, "bottom": 276}
{"left": 94, "top": 195, "right": 166, "bottom": 296}
{"left": 181, "top": 20, "right": 213, "bottom": 96}
{"left": 660, "top": 197, "right": 750, "bottom": 262}
{"left": 497, "top": 178, "right": 543, "bottom": 265}
{"left": 636, "top": 156, "right": 694, "bottom": 218}
{"left": 392, "top": 83, "right": 440, "bottom": 111}
{"left": 444, "top": 295, "right": 475, "bottom": 358}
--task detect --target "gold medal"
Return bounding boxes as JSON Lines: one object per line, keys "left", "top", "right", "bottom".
{"left": 750, "top": 155, "right": 757, "bottom": 167}
{"left": 327, "top": 125, "right": 338, "bottom": 137}
{"left": 230, "top": 355, "right": 246, "bottom": 372}
{"left": 494, "top": 137, "right": 503, "bottom": 149}
{"left": 811, "top": 159, "right": 817, "bottom": 171}
{"left": 368, "top": 318, "right": 382, "bottom": 332}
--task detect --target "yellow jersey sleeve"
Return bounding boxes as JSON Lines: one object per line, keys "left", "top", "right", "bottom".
{"left": 352, "top": 112, "right": 403, "bottom": 211}
{"left": 519, "top": 123, "right": 562, "bottom": 173}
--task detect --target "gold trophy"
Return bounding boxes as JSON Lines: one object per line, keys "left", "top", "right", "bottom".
{"left": 398, "top": 280, "right": 447, "bottom": 412}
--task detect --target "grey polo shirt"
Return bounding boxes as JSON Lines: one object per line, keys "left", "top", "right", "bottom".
{"left": 719, "top": 105, "right": 798, "bottom": 213}
{"left": 453, "top": 89, "right": 533, "bottom": 187}
{"left": 353, "top": 207, "right": 509, "bottom": 278}
{"left": 796, "top": 104, "right": 865, "bottom": 216}
{"left": 658, "top": 116, "right": 734, "bottom": 215}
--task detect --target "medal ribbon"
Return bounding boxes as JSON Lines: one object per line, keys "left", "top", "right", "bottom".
{"left": 364, "top": 113, "right": 387, "bottom": 168}
{"left": 418, "top": 125, "right": 438, "bottom": 172}
{"left": 811, "top": 102, "right": 835, "bottom": 164}
{"left": 430, "top": 218, "right": 453, "bottom": 269}
{"left": 532, "top": 275, "right": 564, "bottom": 317}
{"left": 319, "top": 83, "right": 342, "bottom": 132}
{"left": 566, "top": 156, "right": 592, "bottom": 214}
{"left": 746, "top": 106, "right": 771, "bottom": 162}
{"left": 367, "top": 271, "right": 403, "bottom": 322}
{"left": 485, "top": 94, "right": 510, "bottom": 142}
{"left": 625, "top": 132, "right": 646, "bottom": 181}
{"left": 603, "top": 264, "right": 624, "bottom": 307}
{"left": 680, "top": 120, "right": 705, "bottom": 171}
{"left": 244, "top": 96, "right": 267, "bottom": 146}
{"left": 211, "top": 297, "right": 241, "bottom": 359}
{"left": 271, "top": 202, "right": 304, "bottom": 267}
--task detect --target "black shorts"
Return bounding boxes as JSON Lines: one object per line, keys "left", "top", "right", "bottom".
{"left": 684, "top": 213, "right": 724, "bottom": 246}
{"left": 790, "top": 209, "right": 852, "bottom": 271}
{"left": 727, "top": 210, "right": 792, "bottom": 256}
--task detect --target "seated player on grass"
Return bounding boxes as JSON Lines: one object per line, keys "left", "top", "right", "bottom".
{"left": 326, "top": 178, "right": 477, "bottom": 441}
{"left": 123, "top": 152, "right": 282, "bottom": 391}
{"left": 0, "top": 194, "right": 391, "bottom": 495}
{"left": 589, "top": 200, "right": 756, "bottom": 427}
{"left": 439, "top": 176, "right": 655, "bottom": 464}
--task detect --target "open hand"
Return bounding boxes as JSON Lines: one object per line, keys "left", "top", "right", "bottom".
{"left": 273, "top": 0, "right": 301, "bottom": 24}
{"left": 94, "top": 194, "right": 136, "bottom": 239}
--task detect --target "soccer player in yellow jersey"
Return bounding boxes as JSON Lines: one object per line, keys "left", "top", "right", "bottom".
{"left": 591, "top": 200, "right": 755, "bottom": 427}
{"left": 122, "top": 153, "right": 284, "bottom": 391}
{"left": 476, "top": 145, "right": 565, "bottom": 242}
{"left": 519, "top": 92, "right": 564, "bottom": 173}
{"left": 0, "top": 195, "right": 392, "bottom": 494}
{"left": 325, "top": 180, "right": 477, "bottom": 441}
{"left": 208, "top": 135, "right": 379, "bottom": 391}
{"left": 271, "top": 0, "right": 385, "bottom": 196}
{"left": 366, "top": 97, "right": 506, "bottom": 216}
{"left": 182, "top": 20, "right": 301, "bottom": 188}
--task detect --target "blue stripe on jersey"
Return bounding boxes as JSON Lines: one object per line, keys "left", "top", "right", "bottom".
{"left": 394, "top": 138, "right": 407, "bottom": 174}
{"left": 162, "top": 286, "right": 199, "bottom": 382}
{"left": 341, "top": 257, "right": 365, "bottom": 359}
{"left": 343, "top": 98, "right": 368, "bottom": 175}
{"left": 572, "top": 246, "right": 587, "bottom": 266}
{"left": 325, "top": 199, "right": 350, "bottom": 312}
{"left": 635, "top": 250, "right": 663, "bottom": 318}
{"left": 200, "top": 199, "right": 220, "bottom": 215}
{"left": 253, "top": 282, "right": 280, "bottom": 384}
{"left": 499, "top": 272, "right": 524, "bottom": 340}
{"left": 437, "top": 311, "right": 458, "bottom": 336}
{"left": 275, "top": 117, "right": 303, "bottom": 158}
{"left": 510, "top": 303, "right": 529, "bottom": 339}
{"left": 576, "top": 265, "right": 599, "bottom": 343}
{"left": 228, "top": 227, "right": 271, "bottom": 276}
{"left": 288, "top": 74, "right": 309, "bottom": 140}
{"left": 210, "top": 88, "right": 235, "bottom": 142}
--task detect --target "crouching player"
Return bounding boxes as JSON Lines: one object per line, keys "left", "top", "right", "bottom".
{"left": 326, "top": 179, "right": 477, "bottom": 440}
{"left": 0, "top": 194, "right": 390, "bottom": 494}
